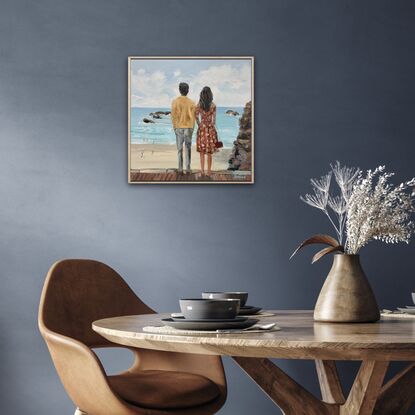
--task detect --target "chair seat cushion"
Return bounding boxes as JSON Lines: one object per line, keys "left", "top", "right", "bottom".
{"left": 108, "top": 370, "right": 220, "bottom": 410}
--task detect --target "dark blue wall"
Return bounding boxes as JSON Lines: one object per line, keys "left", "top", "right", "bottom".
{"left": 1, "top": 1, "right": 414, "bottom": 414}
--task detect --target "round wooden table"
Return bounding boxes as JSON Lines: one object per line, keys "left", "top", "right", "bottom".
{"left": 93, "top": 310, "right": 415, "bottom": 415}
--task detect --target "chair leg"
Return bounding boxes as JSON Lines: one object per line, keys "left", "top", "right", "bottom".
{"left": 74, "top": 409, "right": 87, "bottom": 415}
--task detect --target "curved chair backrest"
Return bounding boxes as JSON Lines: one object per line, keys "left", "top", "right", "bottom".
{"left": 39, "top": 259, "right": 154, "bottom": 347}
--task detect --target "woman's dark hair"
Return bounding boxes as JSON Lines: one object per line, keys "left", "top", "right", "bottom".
{"left": 199, "top": 86, "right": 213, "bottom": 112}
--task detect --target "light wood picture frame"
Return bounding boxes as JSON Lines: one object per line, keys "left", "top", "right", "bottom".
{"left": 128, "top": 56, "right": 254, "bottom": 184}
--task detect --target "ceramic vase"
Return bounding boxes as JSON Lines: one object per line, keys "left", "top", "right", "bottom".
{"left": 314, "top": 254, "right": 380, "bottom": 323}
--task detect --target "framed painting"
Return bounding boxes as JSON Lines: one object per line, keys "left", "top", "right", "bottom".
{"left": 128, "top": 56, "right": 254, "bottom": 184}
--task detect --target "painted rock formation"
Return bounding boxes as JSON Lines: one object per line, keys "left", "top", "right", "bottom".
{"left": 226, "top": 109, "right": 240, "bottom": 116}
{"left": 228, "top": 101, "right": 252, "bottom": 171}
{"left": 150, "top": 111, "right": 171, "bottom": 117}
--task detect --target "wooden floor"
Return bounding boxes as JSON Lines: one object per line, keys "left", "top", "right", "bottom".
{"left": 130, "top": 169, "right": 252, "bottom": 183}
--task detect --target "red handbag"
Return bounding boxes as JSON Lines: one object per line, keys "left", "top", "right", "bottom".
{"left": 215, "top": 140, "right": 223, "bottom": 149}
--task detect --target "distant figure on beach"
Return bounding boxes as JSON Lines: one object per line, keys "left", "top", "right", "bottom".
{"left": 171, "top": 82, "right": 196, "bottom": 174}
{"left": 195, "top": 86, "right": 219, "bottom": 177}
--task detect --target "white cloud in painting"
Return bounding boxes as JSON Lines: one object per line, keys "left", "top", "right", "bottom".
{"left": 188, "top": 64, "right": 251, "bottom": 108}
{"left": 131, "top": 61, "right": 252, "bottom": 108}
{"left": 131, "top": 69, "right": 171, "bottom": 107}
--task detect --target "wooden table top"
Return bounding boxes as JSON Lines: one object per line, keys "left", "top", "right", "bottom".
{"left": 92, "top": 310, "right": 415, "bottom": 361}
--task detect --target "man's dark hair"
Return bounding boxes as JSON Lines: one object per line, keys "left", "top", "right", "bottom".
{"left": 179, "top": 82, "right": 189, "bottom": 96}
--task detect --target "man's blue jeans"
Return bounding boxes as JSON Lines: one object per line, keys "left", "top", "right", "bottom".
{"left": 175, "top": 128, "right": 193, "bottom": 173}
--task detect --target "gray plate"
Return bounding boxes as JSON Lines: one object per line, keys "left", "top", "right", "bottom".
{"left": 239, "top": 306, "right": 262, "bottom": 315}
{"left": 172, "top": 316, "right": 247, "bottom": 323}
{"left": 397, "top": 307, "right": 415, "bottom": 314}
{"left": 161, "top": 317, "right": 258, "bottom": 331}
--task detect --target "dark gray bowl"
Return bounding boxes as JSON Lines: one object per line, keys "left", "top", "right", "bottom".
{"left": 202, "top": 291, "right": 248, "bottom": 307}
{"left": 180, "top": 298, "right": 240, "bottom": 320}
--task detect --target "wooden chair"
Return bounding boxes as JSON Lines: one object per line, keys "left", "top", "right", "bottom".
{"left": 38, "top": 259, "right": 227, "bottom": 415}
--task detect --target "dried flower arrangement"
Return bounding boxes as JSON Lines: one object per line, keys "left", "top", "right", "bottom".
{"left": 291, "top": 162, "right": 415, "bottom": 262}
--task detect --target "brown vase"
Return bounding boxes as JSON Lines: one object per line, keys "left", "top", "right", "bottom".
{"left": 314, "top": 254, "right": 380, "bottom": 323}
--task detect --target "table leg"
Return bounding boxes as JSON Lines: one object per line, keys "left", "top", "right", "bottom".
{"left": 340, "top": 361, "right": 388, "bottom": 415}
{"left": 233, "top": 358, "right": 415, "bottom": 415}
{"left": 374, "top": 363, "right": 415, "bottom": 415}
{"left": 233, "top": 357, "right": 337, "bottom": 415}
{"left": 316, "top": 360, "right": 345, "bottom": 404}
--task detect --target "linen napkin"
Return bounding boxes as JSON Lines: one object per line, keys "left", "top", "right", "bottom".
{"left": 381, "top": 309, "right": 415, "bottom": 319}
{"left": 142, "top": 323, "right": 280, "bottom": 335}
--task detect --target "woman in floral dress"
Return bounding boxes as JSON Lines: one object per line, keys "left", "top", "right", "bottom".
{"left": 195, "top": 86, "right": 219, "bottom": 176}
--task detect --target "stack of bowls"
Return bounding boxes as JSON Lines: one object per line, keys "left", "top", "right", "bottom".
{"left": 163, "top": 292, "right": 258, "bottom": 331}
{"left": 179, "top": 298, "right": 241, "bottom": 320}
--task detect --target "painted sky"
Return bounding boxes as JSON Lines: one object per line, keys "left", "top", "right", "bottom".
{"left": 130, "top": 58, "right": 252, "bottom": 108}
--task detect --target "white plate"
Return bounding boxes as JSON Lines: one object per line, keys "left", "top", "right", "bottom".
{"left": 397, "top": 307, "right": 415, "bottom": 314}
{"left": 161, "top": 317, "right": 258, "bottom": 331}
{"left": 171, "top": 316, "right": 247, "bottom": 323}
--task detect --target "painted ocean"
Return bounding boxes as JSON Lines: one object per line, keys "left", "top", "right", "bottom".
{"left": 130, "top": 107, "right": 243, "bottom": 148}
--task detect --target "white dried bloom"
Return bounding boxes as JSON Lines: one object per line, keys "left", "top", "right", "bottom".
{"left": 300, "top": 172, "right": 332, "bottom": 211}
{"left": 311, "top": 172, "right": 332, "bottom": 193}
{"left": 301, "top": 164, "right": 360, "bottom": 244}
{"left": 300, "top": 162, "right": 414, "bottom": 252}
{"left": 345, "top": 167, "right": 415, "bottom": 254}
{"left": 300, "top": 191, "right": 328, "bottom": 211}
{"left": 328, "top": 195, "right": 347, "bottom": 215}
{"left": 331, "top": 161, "right": 361, "bottom": 203}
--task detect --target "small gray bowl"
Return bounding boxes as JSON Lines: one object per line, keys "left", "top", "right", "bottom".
{"left": 202, "top": 292, "right": 248, "bottom": 307}
{"left": 180, "top": 299, "right": 240, "bottom": 320}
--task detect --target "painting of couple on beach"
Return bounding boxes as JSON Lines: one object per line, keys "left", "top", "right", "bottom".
{"left": 128, "top": 57, "right": 254, "bottom": 184}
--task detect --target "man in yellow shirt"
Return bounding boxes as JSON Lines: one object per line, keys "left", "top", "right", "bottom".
{"left": 171, "top": 83, "right": 196, "bottom": 174}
